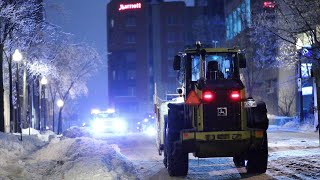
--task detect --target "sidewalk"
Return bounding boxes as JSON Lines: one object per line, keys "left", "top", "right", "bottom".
{"left": 268, "top": 125, "right": 319, "bottom": 152}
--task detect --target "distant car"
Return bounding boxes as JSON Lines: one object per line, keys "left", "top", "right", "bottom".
{"left": 136, "top": 117, "right": 156, "bottom": 136}
{"left": 90, "top": 109, "right": 127, "bottom": 134}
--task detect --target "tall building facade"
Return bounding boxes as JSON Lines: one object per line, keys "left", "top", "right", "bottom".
{"left": 107, "top": 0, "right": 225, "bottom": 123}
{"left": 224, "top": 0, "right": 307, "bottom": 117}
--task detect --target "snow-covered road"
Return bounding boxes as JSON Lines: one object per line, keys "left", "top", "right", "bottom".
{"left": 0, "top": 127, "right": 319, "bottom": 180}
{"left": 98, "top": 129, "right": 320, "bottom": 180}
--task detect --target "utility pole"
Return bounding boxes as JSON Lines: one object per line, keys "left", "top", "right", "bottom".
{"left": 22, "top": 61, "right": 27, "bottom": 129}
{"left": 298, "top": 60, "right": 304, "bottom": 123}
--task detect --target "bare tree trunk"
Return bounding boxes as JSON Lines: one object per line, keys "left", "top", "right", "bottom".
{"left": 57, "top": 107, "right": 63, "bottom": 134}
{"left": 33, "top": 78, "right": 40, "bottom": 130}
{"left": 52, "top": 101, "right": 55, "bottom": 133}
{"left": 0, "top": 44, "right": 5, "bottom": 132}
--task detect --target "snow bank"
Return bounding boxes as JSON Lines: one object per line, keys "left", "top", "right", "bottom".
{"left": 0, "top": 132, "right": 46, "bottom": 166}
{"left": 268, "top": 115, "right": 317, "bottom": 132}
{"left": 22, "top": 128, "right": 56, "bottom": 142}
{"left": 62, "top": 126, "right": 92, "bottom": 138}
{"left": 281, "top": 118, "right": 315, "bottom": 132}
{"left": 0, "top": 130, "right": 138, "bottom": 179}
{"left": 268, "top": 114, "right": 295, "bottom": 126}
{"left": 30, "top": 137, "right": 138, "bottom": 179}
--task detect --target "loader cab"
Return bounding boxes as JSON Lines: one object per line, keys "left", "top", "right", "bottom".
{"left": 190, "top": 53, "right": 240, "bottom": 81}
{"left": 178, "top": 48, "right": 246, "bottom": 95}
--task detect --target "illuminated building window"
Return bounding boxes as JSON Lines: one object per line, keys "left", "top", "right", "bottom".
{"left": 301, "top": 63, "right": 312, "bottom": 78}
{"left": 226, "top": 0, "right": 251, "bottom": 40}
{"left": 302, "top": 86, "right": 312, "bottom": 95}
{"left": 110, "top": 19, "right": 114, "bottom": 28}
{"left": 112, "top": 70, "right": 116, "bottom": 80}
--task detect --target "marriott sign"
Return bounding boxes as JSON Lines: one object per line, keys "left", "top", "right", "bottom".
{"left": 119, "top": 3, "right": 142, "bottom": 11}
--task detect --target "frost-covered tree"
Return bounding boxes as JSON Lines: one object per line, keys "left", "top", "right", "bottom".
{"left": 48, "top": 42, "right": 100, "bottom": 134}
{"left": 278, "top": 87, "right": 295, "bottom": 116}
{"left": 231, "top": 0, "right": 319, "bottom": 116}
{"left": 0, "top": 0, "right": 42, "bottom": 132}
{"left": 254, "top": 0, "right": 320, "bottom": 120}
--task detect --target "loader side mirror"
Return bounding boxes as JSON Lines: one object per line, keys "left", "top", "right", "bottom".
{"left": 239, "top": 53, "right": 246, "bottom": 68}
{"left": 173, "top": 55, "right": 181, "bottom": 70}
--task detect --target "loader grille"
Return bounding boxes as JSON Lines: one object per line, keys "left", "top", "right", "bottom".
{"left": 203, "top": 90, "right": 241, "bottom": 131}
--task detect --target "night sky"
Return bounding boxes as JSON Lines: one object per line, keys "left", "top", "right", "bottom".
{"left": 44, "top": 0, "right": 194, "bottom": 120}
{"left": 45, "top": 0, "right": 110, "bottom": 121}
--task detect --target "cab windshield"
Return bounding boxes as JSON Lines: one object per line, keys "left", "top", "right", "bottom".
{"left": 191, "top": 53, "right": 236, "bottom": 81}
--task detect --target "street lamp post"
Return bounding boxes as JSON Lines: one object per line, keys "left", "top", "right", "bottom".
{"left": 12, "top": 49, "right": 22, "bottom": 140}
{"left": 57, "top": 99, "right": 64, "bottom": 134}
{"left": 40, "top": 76, "right": 48, "bottom": 131}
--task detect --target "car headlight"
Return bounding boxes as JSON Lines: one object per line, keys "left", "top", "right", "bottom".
{"left": 92, "top": 119, "right": 105, "bottom": 132}
{"left": 145, "top": 126, "right": 156, "bottom": 136}
{"left": 113, "top": 119, "right": 127, "bottom": 133}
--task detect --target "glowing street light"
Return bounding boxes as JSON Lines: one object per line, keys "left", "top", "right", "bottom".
{"left": 12, "top": 49, "right": 22, "bottom": 137}
{"left": 12, "top": 49, "right": 23, "bottom": 62}
{"left": 57, "top": 99, "right": 64, "bottom": 108}
{"left": 40, "top": 76, "right": 48, "bottom": 85}
{"left": 40, "top": 76, "right": 48, "bottom": 131}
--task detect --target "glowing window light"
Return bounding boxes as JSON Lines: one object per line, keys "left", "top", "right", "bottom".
{"left": 263, "top": 1, "right": 276, "bottom": 9}
{"left": 302, "top": 86, "right": 312, "bottom": 95}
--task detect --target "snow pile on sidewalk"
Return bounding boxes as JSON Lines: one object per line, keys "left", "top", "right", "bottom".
{"left": 30, "top": 137, "right": 138, "bottom": 179}
{"left": 268, "top": 115, "right": 316, "bottom": 132}
{"left": 0, "top": 129, "right": 138, "bottom": 179}
{"left": 0, "top": 132, "right": 46, "bottom": 166}
{"left": 282, "top": 118, "right": 315, "bottom": 131}
{"left": 62, "top": 126, "right": 92, "bottom": 138}
{"left": 21, "top": 128, "right": 56, "bottom": 142}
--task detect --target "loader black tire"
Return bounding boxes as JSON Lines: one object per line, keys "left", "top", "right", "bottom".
{"left": 166, "top": 130, "right": 188, "bottom": 176}
{"left": 254, "top": 101, "right": 269, "bottom": 130}
{"left": 167, "top": 103, "right": 184, "bottom": 130}
{"left": 163, "top": 117, "right": 168, "bottom": 168}
{"left": 165, "top": 103, "right": 188, "bottom": 176}
{"left": 246, "top": 131, "right": 268, "bottom": 173}
{"left": 233, "top": 155, "right": 245, "bottom": 167}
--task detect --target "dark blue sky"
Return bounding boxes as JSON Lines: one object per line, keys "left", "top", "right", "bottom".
{"left": 44, "top": 0, "right": 193, "bottom": 120}
{"left": 45, "top": 0, "right": 110, "bottom": 119}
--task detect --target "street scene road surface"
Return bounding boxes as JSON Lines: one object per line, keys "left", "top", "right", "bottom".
{"left": 0, "top": 126, "right": 319, "bottom": 179}
{"left": 98, "top": 127, "right": 320, "bottom": 180}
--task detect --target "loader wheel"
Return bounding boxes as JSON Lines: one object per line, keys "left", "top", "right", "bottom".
{"left": 246, "top": 131, "right": 268, "bottom": 173}
{"left": 233, "top": 155, "right": 245, "bottom": 167}
{"left": 166, "top": 130, "right": 188, "bottom": 176}
{"left": 163, "top": 148, "right": 167, "bottom": 168}
{"left": 254, "top": 101, "right": 269, "bottom": 130}
{"left": 163, "top": 118, "right": 168, "bottom": 168}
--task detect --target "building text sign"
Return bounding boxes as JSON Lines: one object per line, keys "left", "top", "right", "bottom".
{"left": 119, "top": 3, "right": 142, "bottom": 11}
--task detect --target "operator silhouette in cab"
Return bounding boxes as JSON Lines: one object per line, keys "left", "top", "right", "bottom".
{"left": 207, "top": 61, "right": 224, "bottom": 80}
